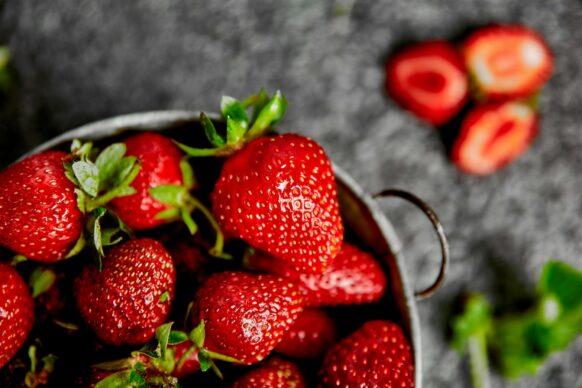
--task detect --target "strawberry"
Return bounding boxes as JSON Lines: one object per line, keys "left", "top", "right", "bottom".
{"left": 178, "top": 91, "right": 344, "bottom": 274}
{"left": 320, "top": 320, "right": 414, "bottom": 387}
{"left": 275, "top": 308, "right": 335, "bottom": 359}
{"left": 233, "top": 357, "right": 305, "bottom": 388}
{"left": 192, "top": 271, "right": 304, "bottom": 364}
{"left": 0, "top": 263, "right": 34, "bottom": 368}
{"left": 463, "top": 25, "right": 553, "bottom": 100}
{"left": 109, "top": 133, "right": 185, "bottom": 230}
{"left": 451, "top": 101, "right": 538, "bottom": 175}
{"left": 249, "top": 243, "right": 387, "bottom": 306}
{"left": 0, "top": 151, "right": 83, "bottom": 262}
{"left": 74, "top": 238, "right": 176, "bottom": 346}
{"left": 386, "top": 41, "right": 468, "bottom": 125}
{"left": 212, "top": 134, "right": 343, "bottom": 274}
{"left": 168, "top": 239, "right": 207, "bottom": 273}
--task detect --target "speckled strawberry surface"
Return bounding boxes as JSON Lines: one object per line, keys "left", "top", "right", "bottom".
{"left": 75, "top": 238, "right": 176, "bottom": 346}
{"left": 0, "top": 151, "right": 83, "bottom": 262}
{"left": 0, "top": 264, "right": 34, "bottom": 368}
{"left": 192, "top": 271, "right": 304, "bottom": 365}
{"left": 212, "top": 134, "right": 344, "bottom": 275}
{"left": 110, "top": 133, "right": 184, "bottom": 230}
{"left": 321, "top": 320, "right": 414, "bottom": 387}
{"left": 250, "top": 243, "right": 386, "bottom": 307}
{"left": 233, "top": 357, "right": 305, "bottom": 388}
{"left": 170, "top": 341, "right": 200, "bottom": 378}
{"left": 275, "top": 308, "right": 335, "bottom": 359}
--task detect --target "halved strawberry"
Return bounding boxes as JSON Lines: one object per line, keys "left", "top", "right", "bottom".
{"left": 451, "top": 101, "right": 538, "bottom": 175}
{"left": 386, "top": 41, "right": 468, "bottom": 125}
{"left": 463, "top": 25, "right": 553, "bottom": 100}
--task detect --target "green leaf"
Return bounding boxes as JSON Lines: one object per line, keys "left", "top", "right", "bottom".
{"left": 71, "top": 140, "right": 93, "bottom": 158}
{"left": 65, "top": 233, "right": 86, "bottom": 258}
{"left": 155, "top": 207, "right": 180, "bottom": 221}
{"left": 116, "top": 158, "right": 141, "bottom": 188}
{"left": 203, "top": 349, "right": 241, "bottom": 364}
{"left": 538, "top": 261, "right": 582, "bottom": 313}
{"left": 155, "top": 322, "right": 174, "bottom": 359}
{"left": 168, "top": 331, "right": 189, "bottom": 345}
{"left": 197, "top": 351, "right": 213, "bottom": 373}
{"left": 96, "top": 143, "right": 126, "bottom": 189}
{"left": 128, "top": 369, "right": 147, "bottom": 387}
{"left": 451, "top": 294, "right": 492, "bottom": 351}
{"left": 74, "top": 188, "right": 87, "bottom": 213}
{"left": 101, "top": 228, "right": 123, "bottom": 247}
{"left": 64, "top": 162, "right": 79, "bottom": 186}
{"left": 73, "top": 160, "right": 100, "bottom": 197}
{"left": 175, "top": 141, "right": 223, "bottom": 157}
{"left": 181, "top": 208, "right": 198, "bottom": 235}
{"left": 247, "top": 90, "right": 287, "bottom": 138}
{"left": 243, "top": 88, "right": 269, "bottom": 122}
{"left": 29, "top": 268, "right": 56, "bottom": 298}
{"left": 41, "top": 354, "right": 57, "bottom": 374}
{"left": 28, "top": 345, "right": 37, "bottom": 374}
{"left": 11, "top": 255, "right": 27, "bottom": 265}
{"left": 189, "top": 320, "right": 205, "bottom": 348}
{"left": 221, "top": 96, "right": 249, "bottom": 144}
{"left": 159, "top": 291, "right": 170, "bottom": 303}
{"left": 94, "top": 370, "right": 133, "bottom": 388}
{"left": 149, "top": 185, "right": 188, "bottom": 207}
{"left": 89, "top": 207, "right": 108, "bottom": 263}
{"left": 200, "top": 112, "right": 225, "bottom": 147}
{"left": 180, "top": 159, "right": 196, "bottom": 189}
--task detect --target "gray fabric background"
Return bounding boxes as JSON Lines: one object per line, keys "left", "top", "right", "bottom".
{"left": 1, "top": 1, "right": 581, "bottom": 387}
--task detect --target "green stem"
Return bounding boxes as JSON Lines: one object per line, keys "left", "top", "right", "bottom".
{"left": 468, "top": 333, "right": 490, "bottom": 388}
{"left": 188, "top": 197, "right": 227, "bottom": 259}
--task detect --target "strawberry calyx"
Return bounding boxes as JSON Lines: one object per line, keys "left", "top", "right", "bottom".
{"left": 92, "top": 321, "right": 240, "bottom": 386}
{"left": 148, "top": 179, "right": 229, "bottom": 259}
{"left": 177, "top": 89, "right": 287, "bottom": 158}
{"left": 24, "top": 344, "right": 57, "bottom": 388}
{"left": 28, "top": 267, "right": 56, "bottom": 298}
{"left": 63, "top": 140, "right": 141, "bottom": 262}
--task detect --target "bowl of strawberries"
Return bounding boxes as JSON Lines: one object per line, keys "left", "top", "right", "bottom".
{"left": 0, "top": 90, "right": 448, "bottom": 387}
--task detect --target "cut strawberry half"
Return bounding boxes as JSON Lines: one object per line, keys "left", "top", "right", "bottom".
{"left": 386, "top": 41, "right": 469, "bottom": 125}
{"left": 452, "top": 101, "right": 538, "bottom": 175}
{"left": 463, "top": 25, "right": 553, "bottom": 100}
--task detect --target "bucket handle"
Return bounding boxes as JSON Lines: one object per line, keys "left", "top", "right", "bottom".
{"left": 373, "top": 189, "right": 449, "bottom": 300}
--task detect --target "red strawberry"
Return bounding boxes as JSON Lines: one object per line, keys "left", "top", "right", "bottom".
{"left": 275, "top": 308, "right": 335, "bottom": 359}
{"left": 233, "top": 357, "right": 305, "bottom": 388}
{"left": 192, "top": 271, "right": 304, "bottom": 364}
{"left": 386, "top": 41, "right": 468, "bottom": 125}
{"left": 249, "top": 243, "right": 386, "bottom": 307}
{"left": 212, "top": 134, "right": 344, "bottom": 275}
{"left": 75, "top": 238, "right": 176, "bottom": 345}
{"left": 463, "top": 25, "right": 553, "bottom": 100}
{"left": 0, "top": 263, "right": 34, "bottom": 368}
{"left": 0, "top": 151, "right": 83, "bottom": 262}
{"left": 110, "top": 133, "right": 185, "bottom": 230}
{"left": 451, "top": 101, "right": 538, "bottom": 175}
{"left": 321, "top": 320, "right": 414, "bottom": 387}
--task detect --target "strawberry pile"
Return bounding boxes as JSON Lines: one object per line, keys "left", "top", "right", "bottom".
{"left": 386, "top": 24, "right": 553, "bottom": 175}
{"left": 0, "top": 90, "right": 414, "bottom": 387}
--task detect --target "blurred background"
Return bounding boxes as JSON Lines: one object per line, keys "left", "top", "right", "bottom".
{"left": 1, "top": 1, "right": 581, "bottom": 387}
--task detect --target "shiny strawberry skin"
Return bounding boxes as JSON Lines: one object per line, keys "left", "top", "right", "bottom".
{"left": 321, "top": 320, "right": 414, "bottom": 387}
{"left": 212, "top": 134, "right": 344, "bottom": 275}
{"left": 463, "top": 25, "right": 553, "bottom": 100}
{"left": 233, "top": 357, "right": 305, "bottom": 388}
{"left": 0, "top": 151, "right": 83, "bottom": 262}
{"left": 451, "top": 101, "right": 538, "bottom": 175}
{"left": 192, "top": 271, "right": 304, "bottom": 364}
{"left": 275, "top": 308, "right": 335, "bottom": 359}
{"left": 250, "top": 243, "right": 387, "bottom": 307}
{"left": 386, "top": 41, "right": 468, "bottom": 125}
{"left": 75, "top": 238, "right": 176, "bottom": 346}
{"left": 110, "top": 133, "right": 184, "bottom": 230}
{"left": 0, "top": 264, "right": 34, "bottom": 368}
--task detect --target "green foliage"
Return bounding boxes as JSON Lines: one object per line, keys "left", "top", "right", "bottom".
{"left": 451, "top": 261, "right": 582, "bottom": 385}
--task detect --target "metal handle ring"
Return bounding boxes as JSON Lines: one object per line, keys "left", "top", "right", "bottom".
{"left": 374, "top": 189, "right": 449, "bottom": 300}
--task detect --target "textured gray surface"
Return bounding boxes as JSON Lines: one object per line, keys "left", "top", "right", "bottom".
{"left": 1, "top": 0, "right": 582, "bottom": 387}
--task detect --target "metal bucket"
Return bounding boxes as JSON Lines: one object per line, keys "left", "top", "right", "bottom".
{"left": 25, "top": 111, "right": 449, "bottom": 387}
